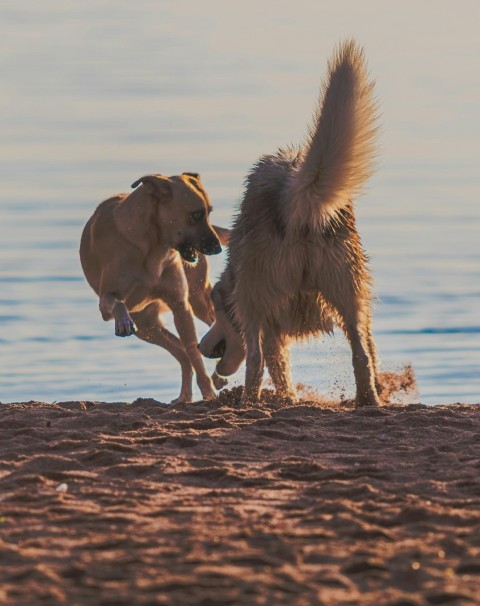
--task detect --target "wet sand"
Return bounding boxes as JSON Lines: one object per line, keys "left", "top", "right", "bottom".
{"left": 1, "top": 389, "right": 480, "bottom": 605}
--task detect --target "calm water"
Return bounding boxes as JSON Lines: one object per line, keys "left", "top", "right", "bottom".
{"left": 1, "top": 1, "right": 479, "bottom": 404}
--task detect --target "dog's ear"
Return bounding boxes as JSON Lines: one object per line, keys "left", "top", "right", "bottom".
{"left": 131, "top": 175, "right": 171, "bottom": 200}
{"left": 211, "top": 225, "right": 230, "bottom": 247}
{"left": 182, "top": 172, "right": 200, "bottom": 180}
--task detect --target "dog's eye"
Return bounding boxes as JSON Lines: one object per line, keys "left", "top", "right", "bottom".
{"left": 191, "top": 210, "right": 205, "bottom": 222}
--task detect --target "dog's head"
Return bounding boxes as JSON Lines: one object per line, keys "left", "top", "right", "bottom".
{"left": 131, "top": 172, "right": 222, "bottom": 263}
{"left": 198, "top": 280, "right": 246, "bottom": 380}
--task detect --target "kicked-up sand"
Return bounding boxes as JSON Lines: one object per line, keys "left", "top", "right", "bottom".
{"left": 1, "top": 378, "right": 479, "bottom": 605}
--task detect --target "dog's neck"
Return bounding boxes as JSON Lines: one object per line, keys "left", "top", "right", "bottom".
{"left": 114, "top": 189, "right": 163, "bottom": 256}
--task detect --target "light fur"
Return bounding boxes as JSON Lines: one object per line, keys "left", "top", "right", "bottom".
{"left": 291, "top": 39, "right": 378, "bottom": 228}
{"left": 199, "top": 40, "right": 382, "bottom": 407}
{"left": 80, "top": 172, "right": 229, "bottom": 404}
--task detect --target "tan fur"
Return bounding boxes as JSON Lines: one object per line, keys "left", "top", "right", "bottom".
{"left": 79, "top": 172, "right": 230, "bottom": 404}
{"left": 199, "top": 40, "right": 382, "bottom": 407}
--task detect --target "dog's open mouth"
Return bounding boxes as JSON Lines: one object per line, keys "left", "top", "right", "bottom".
{"left": 177, "top": 242, "right": 198, "bottom": 264}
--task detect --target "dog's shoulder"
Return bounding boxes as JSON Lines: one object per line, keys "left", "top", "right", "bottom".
{"left": 91, "top": 193, "right": 127, "bottom": 221}
{"left": 84, "top": 193, "right": 128, "bottom": 243}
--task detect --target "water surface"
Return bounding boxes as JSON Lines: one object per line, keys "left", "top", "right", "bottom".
{"left": 1, "top": 1, "right": 479, "bottom": 404}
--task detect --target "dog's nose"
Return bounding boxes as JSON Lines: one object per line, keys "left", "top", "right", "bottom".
{"left": 200, "top": 236, "right": 222, "bottom": 256}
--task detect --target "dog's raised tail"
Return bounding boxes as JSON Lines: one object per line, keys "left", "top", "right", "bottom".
{"left": 290, "top": 39, "right": 379, "bottom": 227}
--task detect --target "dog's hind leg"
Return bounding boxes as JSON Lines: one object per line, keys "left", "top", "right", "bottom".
{"left": 365, "top": 312, "right": 383, "bottom": 399}
{"left": 316, "top": 258, "right": 380, "bottom": 407}
{"left": 340, "top": 307, "right": 381, "bottom": 407}
{"left": 130, "top": 303, "right": 194, "bottom": 404}
{"left": 263, "top": 332, "right": 296, "bottom": 401}
{"left": 242, "top": 322, "right": 265, "bottom": 404}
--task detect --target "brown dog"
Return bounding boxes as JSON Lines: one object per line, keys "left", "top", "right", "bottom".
{"left": 79, "top": 172, "right": 229, "bottom": 403}
{"left": 199, "top": 40, "right": 382, "bottom": 407}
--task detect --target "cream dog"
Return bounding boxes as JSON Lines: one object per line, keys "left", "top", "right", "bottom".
{"left": 199, "top": 40, "right": 382, "bottom": 407}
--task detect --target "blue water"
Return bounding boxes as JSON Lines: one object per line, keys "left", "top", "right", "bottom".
{"left": 1, "top": 1, "right": 479, "bottom": 404}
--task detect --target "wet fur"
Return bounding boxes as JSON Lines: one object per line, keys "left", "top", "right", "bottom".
{"left": 199, "top": 40, "right": 382, "bottom": 407}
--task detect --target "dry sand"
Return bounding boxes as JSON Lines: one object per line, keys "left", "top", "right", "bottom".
{"left": 1, "top": 382, "right": 480, "bottom": 605}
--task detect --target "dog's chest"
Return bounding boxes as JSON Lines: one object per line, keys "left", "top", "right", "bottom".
{"left": 145, "top": 247, "right": 176, "bottom": 284}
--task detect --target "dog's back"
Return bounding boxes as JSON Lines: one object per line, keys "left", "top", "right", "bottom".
{"left": 79, "top": 194, "right": 127, "bottom": 295}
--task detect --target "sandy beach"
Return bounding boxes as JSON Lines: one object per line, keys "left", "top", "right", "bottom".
{"left": 1, "top": 387, "right": 479, "bottom": 606}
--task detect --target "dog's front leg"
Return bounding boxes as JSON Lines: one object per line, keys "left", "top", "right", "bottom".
{"left": 242, "top": 323, "right": 264, "bottom": 404}
{"left": 99, "top": 293, "right": 137, "bottom": 337}
{"left": 170, "top": 302, "right": 216, "bottom": 401}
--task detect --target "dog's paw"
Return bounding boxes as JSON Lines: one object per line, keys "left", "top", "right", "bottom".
{"left": 170, "top": 393, "right": 193, "bottom": 404}
{"left": 201, "top": 386, "right": 216, "bottom": 401}
{"left": 240, "top": 385, "right": 262, "bottom": 406}
{"left": 355, "top": 393, "right": 382, "bottom": 408}
{"left": 197, "top": 376, "right": 216, "bottom": 401}
{"left": 115, "top": 318, "right": 138, "bottom": 337}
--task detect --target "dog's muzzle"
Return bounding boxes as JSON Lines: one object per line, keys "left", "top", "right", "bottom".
{"left": 198, "top": 235, "right": 222, "bottom": 256}
{"left": 177, "top": 241, "right": 198, "bottom": 263}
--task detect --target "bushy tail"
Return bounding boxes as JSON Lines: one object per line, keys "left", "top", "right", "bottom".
{"left": 290, "top": 39, "right": 379, "bottom": 227}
